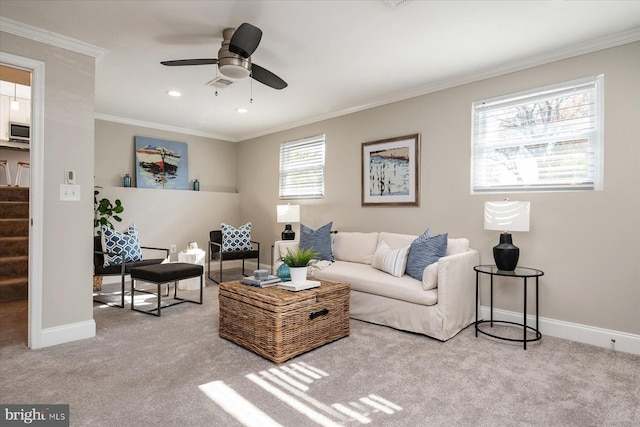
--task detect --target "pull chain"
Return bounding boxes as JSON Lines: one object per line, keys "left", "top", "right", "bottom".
{"left": 215, "top": 66, "right": 219, "bottom": 96}
{"left": 250, "top": 72, "right": 253, "bottom": 104}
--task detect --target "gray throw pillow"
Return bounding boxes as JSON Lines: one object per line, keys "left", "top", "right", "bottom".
{"left": 405, "top": 232, "right": 448, "bottom": 280}
{"left": 300, "top": 222, "right": 334, "bottom": 261}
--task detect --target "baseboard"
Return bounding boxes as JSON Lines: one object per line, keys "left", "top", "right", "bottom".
{"left": 38, "top": 319, "right": 96, "bottom": 348}
{"left": 480, "top": 306, "right": 640, "bottom": 355}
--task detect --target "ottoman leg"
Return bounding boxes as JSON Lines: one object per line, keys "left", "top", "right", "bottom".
{"left": 157, "top": 282, "right": 162, "bottom": 316}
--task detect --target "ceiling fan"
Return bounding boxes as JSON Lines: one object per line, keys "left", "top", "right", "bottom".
{"left": 161, "top": 23, "right": 287, "bottom": 90}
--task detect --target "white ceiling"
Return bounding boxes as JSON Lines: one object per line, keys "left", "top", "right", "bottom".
{"left": 1, "top": 1, "right": 639, "bottom": 142}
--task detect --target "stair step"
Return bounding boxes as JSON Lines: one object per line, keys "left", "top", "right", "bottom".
{"left": 0, "top": 277, "right": 28, "bottom": 303}
{"left": 0, "top": 187, "right": 29, "bottom": 202}
{"left": 0, "top": 201, "right": 29, "bottom": 219}
{"left": 0, "top": 218, "right": 29, "bottom": 237}
{"left": 0, "top": 255, "right": 29, "bottom": 278}
{"left": 0, "top": 236, "right": 29, "bottom": 256}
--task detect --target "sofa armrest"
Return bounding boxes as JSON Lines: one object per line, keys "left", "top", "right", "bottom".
{"left": 436, "top": 248, "right": 480, "bottom": 331}
{"left": 272, "top": 240, "right": 300, "bottom": 269}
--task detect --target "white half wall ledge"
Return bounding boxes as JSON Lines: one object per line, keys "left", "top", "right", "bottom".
{"left": 479, "top": 306, "right": 640, "bottom": 355}
{"left": 36, "top": 320, "right": 96, "bottom": 349}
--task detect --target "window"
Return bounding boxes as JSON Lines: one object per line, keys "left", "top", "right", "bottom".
{"left": 471, "top": 76, "right": 604, "bottom": 193}
{"left": 279, "top": 134, "right": 325, "bottom": 199}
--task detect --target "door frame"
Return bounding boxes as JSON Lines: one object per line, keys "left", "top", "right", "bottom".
{"left": 0, "top": 52, "right": 45, "bottom": 349}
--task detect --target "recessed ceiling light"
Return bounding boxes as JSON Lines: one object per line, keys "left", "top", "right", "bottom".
{"left": 167, "top": 90, "right": 181, "bottom": 97}
{"left": 236, "top": 108, "right": 248, "bottom": 113}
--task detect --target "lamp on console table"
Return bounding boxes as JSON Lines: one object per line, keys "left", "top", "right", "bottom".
{"left": 484, "top": 200, "right": 530, "bottom": 271}
{"left": 277, "top": 204, "right": 300, "bottom": 240}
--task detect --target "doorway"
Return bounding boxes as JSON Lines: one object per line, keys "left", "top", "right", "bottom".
{"left": 0, "top": 52, "right": 45, "bottom": 349}
{"left": 0, "top": 65, "right": 31, "bottom": 346}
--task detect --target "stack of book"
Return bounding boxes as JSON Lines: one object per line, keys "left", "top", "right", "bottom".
{"left": 240, "top": 275, "right": 281, "bottom": 288}
{"left": 277, "top": 280, "right": 321, "bottom": 292}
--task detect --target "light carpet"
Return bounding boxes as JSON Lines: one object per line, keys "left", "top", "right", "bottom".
{"left": 1, "top": 276, "right": 638, "bottom": 427}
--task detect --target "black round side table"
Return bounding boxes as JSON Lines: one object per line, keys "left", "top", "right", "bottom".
{"left": 474, "top": 265, "right": 544, "bottom": 350}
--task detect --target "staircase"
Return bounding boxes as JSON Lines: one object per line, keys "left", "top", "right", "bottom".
{"left": 0, "top": 186, "right": 29, "bottom": 303}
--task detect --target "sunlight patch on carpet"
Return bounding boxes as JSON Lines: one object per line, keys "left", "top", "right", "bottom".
{"left": 199, "top": 362, "right": 403, "bottom": 426}
{"left": 198, "top": 380, "right": 282, "bottom": 427}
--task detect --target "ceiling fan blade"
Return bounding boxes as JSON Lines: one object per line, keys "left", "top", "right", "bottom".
{"left": 251, "top": 64, "right": 287, "bottom": 90}
{"left": 229, "top": 23, "right": 262, "bottom": 58}
{"left": 161, "top": 59, "right": 218, "bottom": 66}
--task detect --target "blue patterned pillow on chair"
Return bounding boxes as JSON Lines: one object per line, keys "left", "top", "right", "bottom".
{"left": 221, "top": 222, "right": 252, "bottom": 252}
{"left": 102, "top": 225, "right": 143, "bottom": 268}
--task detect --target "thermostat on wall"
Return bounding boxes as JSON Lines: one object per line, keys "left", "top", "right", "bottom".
{"left": 65, "top": 169, "right": 76, "bottom": 184}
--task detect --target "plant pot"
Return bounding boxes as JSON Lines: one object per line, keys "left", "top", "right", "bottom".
{"left": 289, "top": 267, "right": 308, "bottom": 284}
{"left": 93, "top": 276, "right": 103, "bottom": 292}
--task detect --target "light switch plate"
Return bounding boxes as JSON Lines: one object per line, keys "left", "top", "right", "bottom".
{"left": 60, "top": 184, "right": 80, "bottom": 201}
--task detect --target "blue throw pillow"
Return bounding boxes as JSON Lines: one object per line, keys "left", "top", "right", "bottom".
{"left": 300, "top": 222, "right": 333, "bottom": 261}
{"left": 221, "top": 222, "right": 252, "bottom": 252}
{"left": 102, "top": 225, "right": 143, "bottom": 268}
{"left": 405, "top": 232, "right": 448, "bottom": 280}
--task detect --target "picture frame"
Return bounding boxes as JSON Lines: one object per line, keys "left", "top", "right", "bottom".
{"left": 361, "top": 134, "right": 420, "bottom": 206}
{"left": 135, "top": 136, "right": 189, "bottom": 190}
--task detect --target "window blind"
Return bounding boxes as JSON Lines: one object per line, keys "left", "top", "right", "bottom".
{"left": 471, "top": 76, "right": 604, "bottom": 193}
{"left": 279, "top": 134, "right": 325, "bottom": 199}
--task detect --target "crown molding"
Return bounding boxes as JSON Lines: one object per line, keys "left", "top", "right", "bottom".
{"left": 95, "top": 113, "right": 236, "bottom": 142}
{"left": 238, "top": 28, "right": 640, "bottom": 141}
{"left": 0, "top": 17, "right": 105, "bottom": 59}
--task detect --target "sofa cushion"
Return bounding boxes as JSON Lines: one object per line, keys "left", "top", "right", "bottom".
{"left": 312, "top": 261, "right": 437, "bottom": 306}
{"left": 102, "top": 225, "right": 143, "bottom": 268}
{"left": 300, "top": 222, "right": 334, "bottom": 261}
{"left": 221, "top": 222, "right": 252, "bottom": 252}
{"left": 405, "top": 232, "right": 448, "bottom": 280}
{"left": 333, "top": 232, "right": 379, "bottom": 264}
{"left": 371, "top": 241, "right": 410, "bottom": 277}
{"left": 377, "top": 231, "right": 418, "bottom": 250}
{"left": 422, "top": 262, "right": 438, "bottom": 290}
{"left": 446, "top": 238, "right": 469, "bottom": 256}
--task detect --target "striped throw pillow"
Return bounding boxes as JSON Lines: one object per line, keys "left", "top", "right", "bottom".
{"left": 371, "top": 241, "right": 410, "bottom": 277}
{"left": 405, "top": 232, "right": 448, "bottom": 280}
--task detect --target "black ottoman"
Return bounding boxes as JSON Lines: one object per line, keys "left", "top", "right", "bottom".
{"left": 130, "top": 262, "right": 203, "bottom": 316}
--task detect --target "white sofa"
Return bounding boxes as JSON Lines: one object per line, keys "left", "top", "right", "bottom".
{"left": 273, "top": 231, "right": 479, "bottom": 341}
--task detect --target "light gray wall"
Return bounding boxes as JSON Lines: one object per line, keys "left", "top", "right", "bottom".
{"left": 94, "top": 119, "right": 236, "bottom": 192}
{"left": 94, "top": 120, "right": 241, "bottom": 257}
{"left": 238, "top": 42, "right": 640, "bottom": 335}
{"left": 1, "top": 31, "right": 96, "bottom": 329}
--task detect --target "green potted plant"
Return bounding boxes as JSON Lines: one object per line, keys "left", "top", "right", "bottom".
{"left": 93, "top": 187, "right": 124, "bottom": 291}
{"left": 280, "top": 247, "right": 320, "bottom": 284}
{"left": 94, "top": 187, "right": 124, "bottom": 236}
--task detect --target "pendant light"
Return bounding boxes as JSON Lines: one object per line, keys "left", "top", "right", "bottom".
{"left": 10, "top": 83, "right": 19, "bottom": 111}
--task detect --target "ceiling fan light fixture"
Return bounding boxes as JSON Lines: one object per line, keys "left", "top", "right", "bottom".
{"left": 236, "top": 108, "right": 248, "bottom": 113}
{"left": 219, "top": 64, "right": 251, "bottom": 79}
{"left": 167, "top": 90, "right": 181, "bottom": 97}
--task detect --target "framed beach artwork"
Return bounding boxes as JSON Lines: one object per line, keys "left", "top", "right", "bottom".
{"left": 361, "top": 134, "right": 420, "bottom": 206}
{"left": 134, "top": 136, "right": 189, "bottom": 190}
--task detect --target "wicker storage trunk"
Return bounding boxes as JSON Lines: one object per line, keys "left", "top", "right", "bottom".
{"left": 219, "top": 279, "right": 350, "bottom": 363}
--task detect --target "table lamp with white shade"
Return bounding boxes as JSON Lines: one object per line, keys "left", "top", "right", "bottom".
{"left": 484, "top": 201, "right": 530, "bottom": 271}
{"left": 277, "top": 204, "right": 300, "bottom": 240}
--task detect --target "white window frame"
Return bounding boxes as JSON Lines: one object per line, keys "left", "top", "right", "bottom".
{"left": 471, "top": 75, "right": 604, "bottom": 193}
{"left": 279, "top": 134, "right": 325, "bottom": 199}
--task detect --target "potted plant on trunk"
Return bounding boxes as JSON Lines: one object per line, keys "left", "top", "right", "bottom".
{"left": 279, "top": 248, "right": 320, "bottom": 284}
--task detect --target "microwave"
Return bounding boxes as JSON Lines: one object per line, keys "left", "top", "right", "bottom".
{"left": 9, "top": 122, "right": 30, "bottom": 143}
